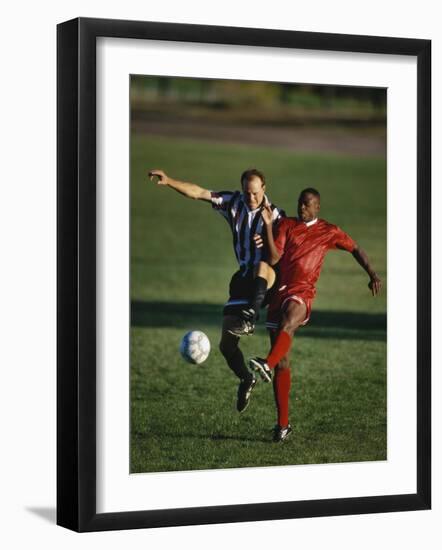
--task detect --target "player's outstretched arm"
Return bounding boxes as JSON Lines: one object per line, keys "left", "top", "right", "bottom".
{"left": 148, "top": 169, "right": 212, "bottom": 201}
{"left": 351, "top": 245, "right": 382, "bottom": 296}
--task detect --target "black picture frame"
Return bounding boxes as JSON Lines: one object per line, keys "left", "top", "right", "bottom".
{"left": 57, "top": 17, "right": 431, "bottom": 532}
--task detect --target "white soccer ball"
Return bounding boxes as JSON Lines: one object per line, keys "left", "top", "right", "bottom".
{"left": 179, "top": 330, "right": 211, "bottom": 365}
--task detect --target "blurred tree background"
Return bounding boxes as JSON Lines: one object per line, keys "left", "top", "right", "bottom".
{"left": 131, "top": 75, "right": 386, "bottom": 127}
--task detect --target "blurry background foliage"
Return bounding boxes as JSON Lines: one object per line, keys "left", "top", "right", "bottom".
{"left": 131, "top": 75, "right": 386, "bottom": 125}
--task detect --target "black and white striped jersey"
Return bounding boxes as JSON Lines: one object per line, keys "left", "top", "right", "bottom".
{"left": 210, "top": 190, "right": 285, "bottom": 274}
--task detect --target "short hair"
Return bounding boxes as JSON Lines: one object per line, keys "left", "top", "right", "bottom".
{"left": 240, "top": 168, "right": 266, "bottom": 188}
{"left": 299, "top": 187, "right": 320, "bottom": 202}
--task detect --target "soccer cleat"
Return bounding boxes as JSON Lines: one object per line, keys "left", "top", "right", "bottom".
{"left": 236, "top": 376, "right": 257, "bottom": 413}
{"left": 227, "top": 318, "right": 255, "bottom": 337}
{"left": 249, "top": 357, "right": 272, "bottom": 383}
{"left": 272, "top": 424, "right": 293, "bottom": 443}
{"left": 241, "top": 307, "right": 257, "bottom": 322}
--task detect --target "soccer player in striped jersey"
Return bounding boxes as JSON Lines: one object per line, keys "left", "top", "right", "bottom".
{"left": 249, "top": 188, "right": 382, "bottom": 442}
{"left": 148, "top": 168, "right": 284, "bottom": 413}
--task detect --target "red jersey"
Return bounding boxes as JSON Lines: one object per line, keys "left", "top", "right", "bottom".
{"left": 273, "top": 217, "right": 356, "bottom": 300}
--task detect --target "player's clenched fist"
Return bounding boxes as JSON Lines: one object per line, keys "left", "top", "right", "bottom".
{"left": 149, "top": 169, "right": 169, "bottom": 185}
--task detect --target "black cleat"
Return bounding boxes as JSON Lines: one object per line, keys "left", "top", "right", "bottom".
{"left": 236, "top": 376, "right": 257, "bottom": 413}
{"left": 241, "top": 307, "right": 257, "bottom": 321}
{"left": 249, "top": 357, "right": 272, "bottom": 383}
{"left": 272, "top": 424, "right": 293, "bottom": 443}
{"left": 227, "top": 318, "right": 255, "bottom": 337}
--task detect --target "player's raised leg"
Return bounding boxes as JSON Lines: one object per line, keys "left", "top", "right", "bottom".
{"left": 241, "top": 261, "right": 276, "bottom": 327}
{"left": 220, "top": 316, "right": 257, "bottom": 412}
{"left": 249, "top": 299, "right": 306, "bottom": 382}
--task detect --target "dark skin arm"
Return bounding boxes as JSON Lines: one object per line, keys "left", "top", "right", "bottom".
{"left": 260, "top": 203, "right": 281, "bottom": 266}
{"left": 351, "top": 244, "right": 382, "bottom": 296}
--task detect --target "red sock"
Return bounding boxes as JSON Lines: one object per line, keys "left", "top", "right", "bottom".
{"left": 273, "top": 367, "right": 291, "bottom": 427}
{"left": 266, "top": 331, "right": 292, "bottom": 369}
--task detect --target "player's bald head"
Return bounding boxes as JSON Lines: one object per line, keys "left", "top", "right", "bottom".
{"left": 241, "top": 168, "right": 266, "bottom": 189}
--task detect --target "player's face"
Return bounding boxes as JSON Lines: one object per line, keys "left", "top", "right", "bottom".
{"left": 297, "top": 193, "right": 320, "bottom": 222}
{"left": 242, "top": 176, "right": 265, "bottom": 210}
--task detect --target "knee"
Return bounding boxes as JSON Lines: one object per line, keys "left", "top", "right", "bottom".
{"left": 276, "top": 356, "right": 290, "bottom": 370}
{"left": 256, "top": 261, "right": 275, "bottom": 287}
{"left": 254, "top": 261, "right": 268, "bottom": 279}
{"left": 279, "top": 319, "right": 300, "bottom": 336}
{"left": 257, "top": 261, "right": 268, "bottom": 275}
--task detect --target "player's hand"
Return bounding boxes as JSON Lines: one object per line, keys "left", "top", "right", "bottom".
{"left": 368, "top": 273, "right": 382, "bottom": 296}
{"left": 261, "top": 201, "right": 273, "bottom": 225}
{"left": 253, "top": 234, "right": 264, "bottom": 248}
{"left": 148, "top": 169, "right": 169, "bottom": 185}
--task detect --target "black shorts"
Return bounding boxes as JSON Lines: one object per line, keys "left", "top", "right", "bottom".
{"left": 222, "top": 269, "right": 275, "bottom": 317}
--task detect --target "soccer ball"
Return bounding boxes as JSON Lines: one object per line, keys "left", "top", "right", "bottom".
{"left": 179, "top": 330, "right": 211, "bottom": 365}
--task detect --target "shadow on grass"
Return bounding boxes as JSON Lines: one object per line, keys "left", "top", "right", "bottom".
{"left": 131, "top": 300, "right": 386, "bottom": 342}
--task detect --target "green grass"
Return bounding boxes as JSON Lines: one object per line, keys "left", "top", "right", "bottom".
{"left": 130, "top": 134, "right": 387, "bottom": 473}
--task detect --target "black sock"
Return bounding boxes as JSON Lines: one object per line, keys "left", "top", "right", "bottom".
{"left": 249, "top": 276, "right": 268, "bottom": 320}
{"left": 225, "top": 347, "right": 252, "bottom": 381}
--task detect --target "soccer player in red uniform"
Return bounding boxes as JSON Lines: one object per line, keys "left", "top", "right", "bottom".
{"left": 249, "top": 188, "right": 382, "bottom": 442}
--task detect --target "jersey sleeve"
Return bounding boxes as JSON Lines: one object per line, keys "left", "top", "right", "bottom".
{"left": 210, "top": 191, "right": 235, "bottom": 220}
{"left": 333, "top": 226, "right": 356, "bottom": 252}
{"left": 271, "top": 205, "right": 286, "bottom": 221}
{"left": 273, "top": 218, "right": 288, "bottom": 255}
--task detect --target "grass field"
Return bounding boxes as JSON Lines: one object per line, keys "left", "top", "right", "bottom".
{"left": 130, "top": 134, "right": 387, "bottom": 473}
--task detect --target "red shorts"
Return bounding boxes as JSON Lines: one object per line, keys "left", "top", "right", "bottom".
{"left": 266, "top": 287, "right": 313, "bottom": 331}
